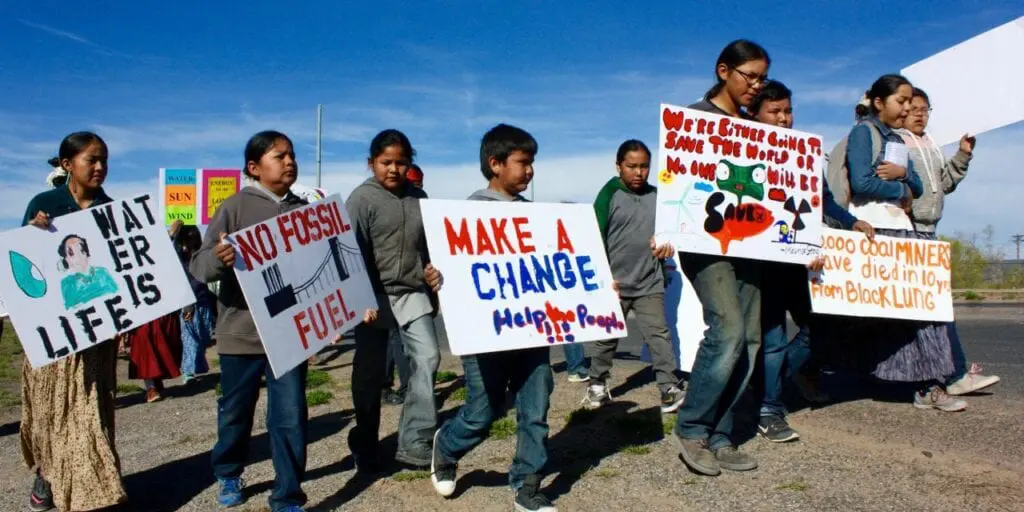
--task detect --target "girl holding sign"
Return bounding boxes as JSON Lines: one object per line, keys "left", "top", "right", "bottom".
{"left": 821, "top": 75, "right": 964, "bottom": 412}
{"left": 20, "top": 132, "right": 127, "bottom": 512}
{"left": 668, "top": 40, "right": 769, "bottom": 477}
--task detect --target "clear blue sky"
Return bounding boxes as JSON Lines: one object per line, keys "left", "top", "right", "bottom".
{"left": 2, "top": 1, "right": 1021, "bottom": 252}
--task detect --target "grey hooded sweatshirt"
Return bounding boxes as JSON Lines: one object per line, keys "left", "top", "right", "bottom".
{"left": 190, "top": 185, "right": 307, "bottom": 355}
{"left": 898, "top": 129, "right": 971, "bottom": 233}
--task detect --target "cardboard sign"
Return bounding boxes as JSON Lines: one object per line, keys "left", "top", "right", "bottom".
{"left": 809, "top": 228, "right": 953, "bottom": 322}
{"left": 160, "top": 168, "right": 198, "bottom": 226}
{"left": 421, "top": 199, "right": 626, "bottom": 355}
{"left": 654, "top": 104, "right": 824, "bottom": 264}
{"left": 199, "top": 170, "right": 242, "bottom": 225}
{"left": 229, "top": 195, "right": 376, "bottom": 378}
{"left": 0, "top": 194, "right": 197, "bottom": 368}
{"left": 901, "top": 16, "right": 1024, "bottom": 147}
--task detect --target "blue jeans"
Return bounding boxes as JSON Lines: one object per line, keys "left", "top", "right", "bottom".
{"left": 760, "top": 263, "right": 812, "bottom": 417}
{"left": 211, "top": 354, "right": 308, "bottom": 511}
{"left": 180, "top": 302, "right": 213, "bottom": 377}
{"left": 944, "top": 322, "right": 969, "bottom": 386}
{"left": 384, "top": 327, "right": 411, "bottom": 394}
{"left": 562, "top": 343, "right": 587, "bottom": 376}
{"left": 396, "top": 315, "right": 441, "bottom": 451}
{"left": 674, "top": 254, "right": 761, "bottom": 451}
{"left": 435, "top": 347, "right": 553, "bottom": 490}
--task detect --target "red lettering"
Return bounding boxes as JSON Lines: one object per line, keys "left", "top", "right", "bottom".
{"left": 292, "top": 210, "right": 311, "bottom": 246}
{"left": 336, "top": 289, "right": 355, "bottom": 322}
{"left": 708, "top": 136, "right": 740, "bottom": 157}
{"left": 316, "top": 204, "right": 335, "bottom": 238}
{"left": 543, "top": 301, "right": 577, "bottom": 342}
{"left": 767, "top": 168, "right": 780, "bottom": 186}
{"left": 293, "top": 311, "right": 312, "bottom": 349}
{"left": 324, "top": 292, "right": 343, "bottom": 329}
{"left": 556, "top": 220, "right": 575, "bottom": 253}
{"left": 694, "top": 161, "right": 715, "bottom": 181}
{"left": 490, "top": 218, "right": 515, "bottom": 254}
{"left": 667, "top": 156, "right": 686, "bottom": 175}
{"left": 808, "top": 137, "right": 822, "bottom": 155}
{"left": 475, "top": 219, "right": 496, "bottom": 255}
{"left": 811, "top": 176, "right": 819, "bottom": 193}
{"left": 445, "top": 217, "right": 474, "bottom": 255}
{"left": 331, "top": 202, "right": 349, "bottom": 233}
{"left": 662, "top": 107, "right": 683, "bottom": 131}
{"left": 801, "top": 174, "right": 809, "bottom": 192}
{"left": 304, "top": 208, "right": 321, "bottom": 242}
{"left": 236, "top": 224, "right": 277, "bottom": 272}
{"left": 276, "top": 215, "right": 294, "bottom": 253}
{"left": 512, "top": 217, "right": 535, "bottom": 253}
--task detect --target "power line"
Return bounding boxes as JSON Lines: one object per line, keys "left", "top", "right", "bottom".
{"left": 1012, "top": 234, "right": 1024, "bottom": 262}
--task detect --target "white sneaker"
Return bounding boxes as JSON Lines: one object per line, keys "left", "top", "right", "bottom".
{"left": 913, "top": 386, "right": 967, "bottom": 412}
{"left": 567, "top": 373, "right": 590, "bottom": 383}
{"left": 946, "top": 363, "right": 1000, "bottom": 396}
{"left": 430, "top": 429, "right": 456, "bottom": 497}
{"left": 582, "top": 383, "right": 611, "bottom": 409}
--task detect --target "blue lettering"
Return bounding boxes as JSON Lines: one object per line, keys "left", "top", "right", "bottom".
{"left": 472, "top": 263, "right": 495, "bottom": 300}
{"left": 495, "top": 261, "right": 520, "bottom": 299}
{"left": 576, "top": 255, "right": 598, "bottom": 291}
{"left": 532, "top": 254, "right": 556, "bottom": 292}
{"left": 518, "top": 257, "right": 539, "bottom": 294}
{"left": 553, "top": 252, "right": 577, "bottom": 289}
{"left": 493, "top": 308, "right": 513, "bottom": 334}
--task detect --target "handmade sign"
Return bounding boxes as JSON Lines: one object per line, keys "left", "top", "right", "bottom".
{"left": 199, "top": 169, "right": 242, "bottom": 225}
{"left": 421, "top": 199, "right": 625, "bottom": 355}
{"left": 0, "top": 194, "right": 197, "bottom": 368}
{"left": 809, "top": 228, "right": 953, "bottom": 322}
{"left": 160, "top": 168, "right": 198, "bottom": 226}
{"left": 229, "top": 194, "right": 376, "bottom": 377}
{"left": 654, "top": 104, "right": 824, "bottom": 264}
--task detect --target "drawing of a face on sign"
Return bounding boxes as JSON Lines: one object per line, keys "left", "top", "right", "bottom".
{"left": 57, "top": 234, "right": 119, "bottom": 310}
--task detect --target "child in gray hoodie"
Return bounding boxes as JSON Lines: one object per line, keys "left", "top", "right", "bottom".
{"left": 345, "top": 129, "right": 444, "bottom": 470}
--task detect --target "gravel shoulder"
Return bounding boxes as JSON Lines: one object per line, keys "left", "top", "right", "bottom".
{"left": 0, "top": 312, "right": 1021, "bottom": 511}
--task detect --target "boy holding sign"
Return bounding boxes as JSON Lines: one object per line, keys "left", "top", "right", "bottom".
{"left": 430, "top": 124, "right": 557, "bottom": 512}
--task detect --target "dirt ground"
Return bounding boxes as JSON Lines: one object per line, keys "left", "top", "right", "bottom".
{"left": 0, "top": 316, "right": 1022, "bottom": 512}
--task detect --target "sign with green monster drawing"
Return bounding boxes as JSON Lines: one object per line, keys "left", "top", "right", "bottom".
{"left": 654, "top": 103, "right": 825, "bottom": 264}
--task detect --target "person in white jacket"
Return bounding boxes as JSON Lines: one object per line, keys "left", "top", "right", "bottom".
{"left": 898, "top": 87, "right": 999, "bottom": 397}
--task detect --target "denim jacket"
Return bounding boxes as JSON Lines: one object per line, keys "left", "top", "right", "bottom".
{"left": 846, "top": 116, "right": 923, "bottom": 230}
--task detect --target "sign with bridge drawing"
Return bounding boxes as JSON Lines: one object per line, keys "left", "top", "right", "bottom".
{"left": 229, "top": 195, "right": 376, "bottom": 377}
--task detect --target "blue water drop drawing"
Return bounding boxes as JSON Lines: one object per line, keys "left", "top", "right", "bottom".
{"left": 10, "top": 251, "right": 47, "bottom": 299}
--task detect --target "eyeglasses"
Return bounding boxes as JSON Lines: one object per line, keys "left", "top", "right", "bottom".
{"left": 733, "top": 68, "right": 770, "bottom": 87}
{"left": 909, "top": 107, "right": 933, "bottom": 115}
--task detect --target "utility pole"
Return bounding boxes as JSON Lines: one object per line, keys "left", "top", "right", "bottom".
{"left": 315, "top": 104, "right": 323, "bottom": 188}
{"left": 1013, "top": 234, "right": 1024, "bottom": 262}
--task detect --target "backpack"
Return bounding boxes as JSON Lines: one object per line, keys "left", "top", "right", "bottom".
{"left": 824, "top": 121, "right": 884, "bottom": 214}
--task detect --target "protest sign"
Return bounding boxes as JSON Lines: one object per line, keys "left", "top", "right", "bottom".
{"left": 654, "top": 104, "right": 824, "bottom": 264}
{"left": 901, "top": 16, "right": 1024, "bottom": 147}
{"left": 808, "top": 228, "right": 953, "bottom": 322}
{"left": 0, "top": 194, "right": 197, "bottom": 368}
{"left": 160, "top": 168, "right": 198, "bottom": 226}
{"left": 640, "top": 252, "right": 705, "bottom": 372}
{"left": 420, "top": 199, "right": 625, "bottom": 355}
{"left": 198, "top": 169, "right": 242, "bottom": 225}
{"left": 229, "top": 194, "right": 376, "bottom": 378}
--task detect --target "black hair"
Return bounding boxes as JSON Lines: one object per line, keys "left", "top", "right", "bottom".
{"left": 173, "top": 225, "right": 203, "bottom": 255}
{"left": 911, "top": 87, "right": 930, "bottom": 104}
{"left": 854, "top": 104, "right": 870, "bottom": 119}
{"left": 243, "top": 130, "right": 294, "bottom": 178}
{"left": 58, "top": 132, "right": 106, "bottom": 169}
{"left": 479, "top": 124, "right": 538, "bottom": 180}
{"left": 57, "top": 234, "right": 89, "bottom": 270}
{"left": 704, "top": 39, "right": 771, "bottom": 101}
{"left": 47, "top": 157, "right": 60, "bottom": 168}
{"left": 368, "top": 129, "right": 415, "bottom": 163}
{"left": 866, "top": 74, "right": 912, "bottom": 115}
{"left": 749, "top": 80, "right": 792, "bottom": 116}
{"left": 615, "top": 140, "right": 651, "bottom": 164}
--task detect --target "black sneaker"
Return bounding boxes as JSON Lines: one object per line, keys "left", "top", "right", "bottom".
{"left": 395, "top": 441, "right": 432, "bottom": 468}
{"left": 758, "top": 415, "right": 800, "bottom": 443}
{"left": 514, "top": 474, "right": 556, "bottom": 512}
{"left": 382, "top": 388, "right": 405, "bottom": 406}
{"left": 29, "top": 474, "right": 54, "bottom": 512}
{"left": 430, "top": 429, "right": 457, "bottom": 497}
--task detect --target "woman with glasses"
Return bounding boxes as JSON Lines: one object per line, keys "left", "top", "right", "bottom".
{"left": 897, "top": 87, "right": 1000, "bottom": 399}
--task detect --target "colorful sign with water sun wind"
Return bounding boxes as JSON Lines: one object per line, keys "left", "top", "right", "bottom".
{"left": 420, "top": 199, "right": 626, "bottom": 355}
{"left": 160, "top": 168, "right": 198, "bottom": 226}
{"left": 653, "top": 104, "right": 825, "bottom": 264}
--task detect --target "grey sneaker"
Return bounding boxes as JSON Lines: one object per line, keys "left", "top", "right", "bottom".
{"left": 913, "top": 386, "right": 967, "bottom": 412}
{"left": 758, "top": 415, "right": 800, "bottom": 443}
{"left": 396, "top": 442, "right": 432, "bottom": 468}
{"left": 582, "top": 383, "right": 611, "bottom": 409}
{"left": 670, "top": 429, "right": 720, "bottom": 476}
{"left": 713, "top": 445, "right": 758, "bottom": 471}
{"left": 660, "top": 383, "right": 686, "bottom": 413}
{"left": 513, "top": 474, "right": 556, "bottom": 512}
{"left": 946, "top": 363, "right": 999, "bottom": 396}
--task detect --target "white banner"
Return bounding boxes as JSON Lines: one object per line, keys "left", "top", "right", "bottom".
{"left": 655, "top": 104, "right": 824, "bottom": 265}
{"left": 421, "top": 199, "right": 625, "bottom": 355}
{"left": 809, "top": 228, "right": 954, "bottom": 322}
{"left": 229, "top": 195, "right": 376, "bottom": 378}
{"left": 0, "top": 194, "right": 196, "bottom": 368}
